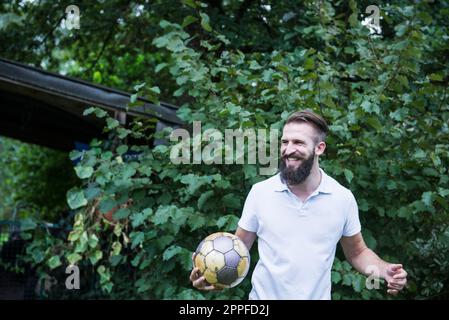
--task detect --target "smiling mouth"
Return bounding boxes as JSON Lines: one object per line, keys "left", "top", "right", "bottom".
{"left": 283, "top": 155, "right": 302, "bottom": 161}
{"left": 283, "top": 157, "right": 303, "bottom": 166}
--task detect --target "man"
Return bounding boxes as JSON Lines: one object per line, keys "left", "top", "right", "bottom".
{"left": 190, "top": 110, "right": 407, "bottom": 299}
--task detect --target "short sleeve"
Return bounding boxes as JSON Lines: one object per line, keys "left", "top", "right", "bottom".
{"left": 238, "top": 186, "right": 259, "bottom": 233}
{"left": 342, "top": 192, "right": 361, "bottom": 237}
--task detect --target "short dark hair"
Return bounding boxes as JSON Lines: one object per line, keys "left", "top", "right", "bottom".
{"left": 285, "top": 110, "right": 329, "bottom": 143}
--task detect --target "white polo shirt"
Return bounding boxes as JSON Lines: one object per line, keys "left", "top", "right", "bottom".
{"left": 238, "top": 168, "right": 361, "bottom": 300}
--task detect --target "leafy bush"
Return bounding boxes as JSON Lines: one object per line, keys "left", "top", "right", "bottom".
{"left": 0, "top": 137, "right": 78, "bottom": 222}
{"left": 2, "top": 1, "right": 449, "bottom": 300}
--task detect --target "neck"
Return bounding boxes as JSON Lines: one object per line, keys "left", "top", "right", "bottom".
{"left": 287, "top": 163, "right": 322, "bottom": 195}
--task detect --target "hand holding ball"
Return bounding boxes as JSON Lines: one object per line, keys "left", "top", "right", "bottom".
{"left": 193, "top": 232, "right": 250, "bottom": 289}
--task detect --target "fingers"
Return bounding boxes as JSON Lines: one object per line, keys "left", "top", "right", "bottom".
{"left": 387, "top": 289, "right": 399, "bottom": 295}
{"left": 192, "top": 275, "right": 221, "bottom": 291}
{"left": 388, "top": 282, "right": 403, "bottom": 290}
{"left": 387, "top": 277, "right": 407, "bottom": 292}
{"left": 393, "top": 270, "right": 407, "bottom": 279}
{"left": 190, "top": 267, "right": 200, "bottom": 282}
{"left": 192, "top": 275, "right": 207, "bottom": 288}
{"left": 390, "top": 264, "right": 402, "bottom": 271}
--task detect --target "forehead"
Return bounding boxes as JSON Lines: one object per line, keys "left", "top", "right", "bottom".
{"left": 281, "top": 122, "right": 317, "bottom": 142}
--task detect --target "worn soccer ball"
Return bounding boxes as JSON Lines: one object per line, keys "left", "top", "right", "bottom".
{"left": 193, "top": 232, "right": 250, "bottom": 289}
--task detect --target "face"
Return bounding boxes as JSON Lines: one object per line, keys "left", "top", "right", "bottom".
{"left": 279, "top": 122, "right": 326, "bottom": 185}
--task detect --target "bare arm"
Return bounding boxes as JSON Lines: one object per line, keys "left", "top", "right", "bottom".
{"left": 235, "top": 226, "right": 257, "bottom": 251}
{"left": 340, "top": 232, "right": 407, "bottom": 295}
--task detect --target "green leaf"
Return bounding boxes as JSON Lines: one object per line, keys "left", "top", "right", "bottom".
{"left": 83, "top": 107, "right": 96, "bottom": 116}
{"left": 197, "top": 190, "right": 214, "bottom": 209}
{"left": 131, "top": 231, "right": 145, "bottom": 249}
{"left": 99, "top": 199, "right": 116, "bottom": 214}
{"left": 366, "top": 117, "right": 382, "bottom": 132}
{"left": 109, "top": 254, "right": 122, "bottom": 266}
{"left": 187, "top": 214, "right": 206, "bottom": 231}
{"left": 182, "top": 15, "right": 198, "bottom": 28}
{"left": 67, "top": 188, "right": 88, "bottom": 209}
{"left": 331, "top": 271, "right": 341, "bottom": 284}
{"left": 89, "top": 250, "right": 103, "bottom": 265}
{"left": 249, "top": 60, "right": 262, "bottom": 70}
{"left": 422, "top": 192, "right": 433, "bottom": 207}
{"left": 155, "top": 63, "right": 168, "bottom": 73}
{"left": 304, "top": 58, "right": 314, "bottom": 70}
{"left": 216, "top": 214, "right": 239, "bottom": 231}
{"left": 134, "top": 82, "right": 146, "bottom": 91}
{"left": 117, "top": 145, "right": 128, "bottom": 155}
{"left": 113, "top": 208, "right": 130, "bottom": 220}
{"left": 182, "top": 0, "right": 197, "bottom": 8}
{"left": 106, "top": 118, "right": 120, "bottom": 130}
{"left": 75, "top": 166, "right": 94, "bottom": 179}
{"left": 429, "top": 73, "right": 443, "bottom": 81}
{"left": 85, "top": 187, "right": 101, "bottom": 200}
{"left": 48, "top": 256, "right": 62, "bottom": 270}
{"left": 130, "top": 93, "right": 138, "bottom": 103}
{"left": 67, "top": 253, "right": 82, "bottom": 265}
{"left": 88, "top": 234, "right": 99, "bottom": 248}
{"left": 163, "top": 245, "right": 182, "bottom": 261}
{"left": 122, "top": 166, "right": 136, "bottom": 179}
{"left": 222, "top": 193, "right": 241, "bottom": 209}
{"left": 343, "top": 169, "right": 353, "bottom": 183}
{"left": 131, "top": 212, "right": 146, "bottom": 228}
{"left": 84, "top": 107, "right": 107, "bottom": 118}
{"left": 200, "top": 12, "right": 212, "bottom": 32}
{"left": 93, "top": 71, "right": 102, "bottom": 83}
{"left": 149, "top": 86, "right": 161, "bottom": 95}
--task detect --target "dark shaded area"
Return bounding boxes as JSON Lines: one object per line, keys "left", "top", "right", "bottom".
{"left": 0, "top": 58, "right": 182, "bottom": 151}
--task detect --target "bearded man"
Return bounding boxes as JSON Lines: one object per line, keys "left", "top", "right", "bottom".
{"left": 190, "top": 110, "right": 407, "bottom": 299}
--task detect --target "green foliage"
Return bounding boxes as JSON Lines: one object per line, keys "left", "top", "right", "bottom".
{"left": 1, "top": 0, "right": 449, "bottom": 300}
{"left": 0, "top": 137, "right": 79, "bottom": 221}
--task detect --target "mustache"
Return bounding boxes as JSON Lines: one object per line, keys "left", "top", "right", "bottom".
{"left": 281, "top": 153, "right": 303, "bottom": 160}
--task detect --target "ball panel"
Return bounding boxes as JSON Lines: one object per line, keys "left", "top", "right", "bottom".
{"left": 213, "top": 235, "right": 234, "bottom": 253}
{"left": 230, "top": 276, "right": 244, "bottom": 288}
{"left": 233, "top": 238, "right": 249, "bottom": 257}
{"left": 203, "top": 268, "right": 218, "bottom": 284}
{"left": 195, "top": 240, "right": 204, "bottom": 254}
{"left": 205, "top": 232, "right": 224, "bottom": 241}
{"left": 217, "top": 266, "right": 238, "bottom": 285}
{"left": 205, "top": 250, "right": 225, "bottom": 271}
{"left": 237, "top": 256, "right": 249, "bottom": 278}
{"left": 214, "top": 283, "right": 229, "bottom": 290}
{"left": 224, "top": 249, "right": 241, "bottom": 269}
{"left": 194, "top": 253, "right": 206, "bottom": 273}
{"left": 199, "top": 240, "right": 214, "bottom": 256}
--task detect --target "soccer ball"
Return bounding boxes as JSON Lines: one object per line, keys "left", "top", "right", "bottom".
{"left": 193, "top": 232, "right": 250, "bottom": 289}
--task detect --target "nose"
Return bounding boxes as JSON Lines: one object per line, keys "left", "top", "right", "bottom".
{"left": 283, "top": 142, "right": 297, "bottom": 156}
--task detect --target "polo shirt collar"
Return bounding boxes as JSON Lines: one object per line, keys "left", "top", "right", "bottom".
{"left": 274, "top": 168, "right": 332, "bottom": 194}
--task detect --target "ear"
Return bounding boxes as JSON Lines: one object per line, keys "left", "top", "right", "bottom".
{"left": 315, "top": 141, "right": 326, "bottom": 156}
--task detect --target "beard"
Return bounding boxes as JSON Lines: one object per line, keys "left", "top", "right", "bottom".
{"left": 279, "top": 149, "right": 315, "bottom": 186}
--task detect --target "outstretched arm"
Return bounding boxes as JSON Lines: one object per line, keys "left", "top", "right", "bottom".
{"left": 340, "top": 232, "right": 407, "bottom": 295}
